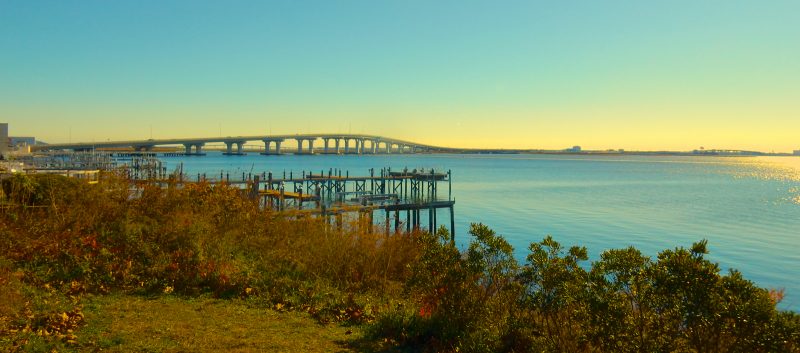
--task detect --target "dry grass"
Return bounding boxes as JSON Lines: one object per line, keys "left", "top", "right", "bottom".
{"left": 78, "top": 294, "right": 360, "bottom": 353}
{"left": 0, "top": 174, "right": 421, "bottom": 351}
{"left": 4, "top": 174, "right": 796, "bottom": 352}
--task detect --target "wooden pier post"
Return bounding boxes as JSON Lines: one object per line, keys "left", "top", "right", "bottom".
{"left": 385, "top": 209, "right": 390, "bottom": 234}
{"left": 433, "top": 207, "right": 437, "bottom": 232}
{"left": 279, "top": 182, "right": 285, "bottom": 211}
{"left": 449, "top": 205, "right": 455, "bottom": 242}
{"left": 428, "top": 207, "right": 433, "bottom": 233}
{"left": 249, "top": 175, "right": 260, "bottom": 200}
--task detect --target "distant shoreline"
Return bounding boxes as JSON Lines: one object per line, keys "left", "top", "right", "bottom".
{"left": 443, "top": 149, "right": 797, "bottom": 157}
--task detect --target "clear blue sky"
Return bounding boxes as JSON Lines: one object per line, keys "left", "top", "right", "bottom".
{"left": 1, "top": 0, "right": 798, "bottom": 151}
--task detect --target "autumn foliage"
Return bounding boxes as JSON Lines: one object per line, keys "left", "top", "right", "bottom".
{"left": 1, "top": 173, "right": 798, "bottom": 352}
{"left": 0, "top": 173, "right": 421, "bottom": 349}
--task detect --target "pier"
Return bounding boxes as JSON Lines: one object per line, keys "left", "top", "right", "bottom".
{"left": 194, "top": 167, "right": 456, "bottom": 239}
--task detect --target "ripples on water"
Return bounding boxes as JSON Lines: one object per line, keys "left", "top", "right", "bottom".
{"left": 728, "top": 156, "right": 800, "bottom": 182}
{"left": 724, "top": 157, "right": 800, "bottom": 205}
{"left": 164, "top": 153, "right": 800, "bottom": 310}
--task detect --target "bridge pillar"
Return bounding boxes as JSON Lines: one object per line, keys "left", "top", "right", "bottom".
{"left": 356, "top": 139, "right": 363, "bottom": 154}
{"left": 386, "top": 142, "right": 391, "bottom": 154}
{"left": 371, "top": 140, "right": 378, "bottom": 154}
{"left": 183, "top": 143, "right": 205, "bottom": 155}
{"left": 296, "top": 139, "right": 303, "bottom": 154}
{"left": 222, "top": 141, "right": 245, "bottom": 155}
{"left": 322, "top": 138, "right": 330, "bottom": 153}
{"left": 261, "top": 139, "right": 284, "bottom": 155}
{"left": 344, "top": 138, "right": 350, "bottom": 154}
{"left": 308, "top": 139, "right": 314, "bottom": 154}
{"left": 334, "top": 138, "right": 340, "bottom": 154}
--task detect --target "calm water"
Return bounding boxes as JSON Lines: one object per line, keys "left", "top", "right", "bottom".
{"left": 158, "top": 152, "right": 800, "bottom": 310}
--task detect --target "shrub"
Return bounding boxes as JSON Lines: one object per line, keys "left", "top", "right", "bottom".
{"left": 2, "top": 174, "right": 798, "bottom": 352}
{"left": 372, "top": 230, "right": 800, "bottom": 352}
{"left": 371, "top": 224, "right": 521, "bottom": 352}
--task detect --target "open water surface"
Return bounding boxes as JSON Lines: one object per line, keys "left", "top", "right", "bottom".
{"left": 158, "top": 152, "right": 800, "bottom": 309}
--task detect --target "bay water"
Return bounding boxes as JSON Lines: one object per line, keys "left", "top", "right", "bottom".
{"left": 157, "top": 152, "right": 800, "bottom": 310}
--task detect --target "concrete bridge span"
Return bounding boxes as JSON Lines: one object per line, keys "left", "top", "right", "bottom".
{"left": 32, "top": 134, "right": 455, "bottom": 155}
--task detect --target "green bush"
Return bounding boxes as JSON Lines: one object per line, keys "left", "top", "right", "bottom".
{"left": 371, "top": 229, "right": 800, "bottom": 353}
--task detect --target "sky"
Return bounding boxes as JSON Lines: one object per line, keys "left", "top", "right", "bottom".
{"left": 1, "top": 0, "right": 798, "bottom": 152}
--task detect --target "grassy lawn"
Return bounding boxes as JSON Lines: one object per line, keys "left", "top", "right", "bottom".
{"left": 76, "top": 294, "right": 365, "bottom": 353}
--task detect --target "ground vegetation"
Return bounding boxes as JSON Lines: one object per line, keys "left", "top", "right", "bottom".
{"left": 1, "top": 173, "right": 797, "bottom": 352}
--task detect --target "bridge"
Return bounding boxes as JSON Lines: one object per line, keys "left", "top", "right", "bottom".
{"left": 32, "top": 134, "right": 455, "bottom": 155}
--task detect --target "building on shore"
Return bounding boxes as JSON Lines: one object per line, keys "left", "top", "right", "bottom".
{"left": 10, "top": 136, "right": 35, "bottom": 147}
{"left": 8, "top": 136, "right": 35, "bottom": 156}
{"left": 794, "top": 150, "right": 800, "bottom": 156}
{"left": 0, "top": 123, "right": 8, "bottom": 159}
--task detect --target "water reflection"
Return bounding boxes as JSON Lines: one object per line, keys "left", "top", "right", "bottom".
{"left": 726, "top": 156, "right": 800, "bottom": 182}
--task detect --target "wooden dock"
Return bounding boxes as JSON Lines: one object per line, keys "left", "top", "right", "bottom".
{"left": 240, "top": 168, "right": 456, "bottom": 238}
{"left": 120, "top": 164, "right": 456, "bottom": 238}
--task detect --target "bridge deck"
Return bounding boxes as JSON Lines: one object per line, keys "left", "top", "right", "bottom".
{"left": 32, "top": 133, "right": 455, "bottom": 153}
